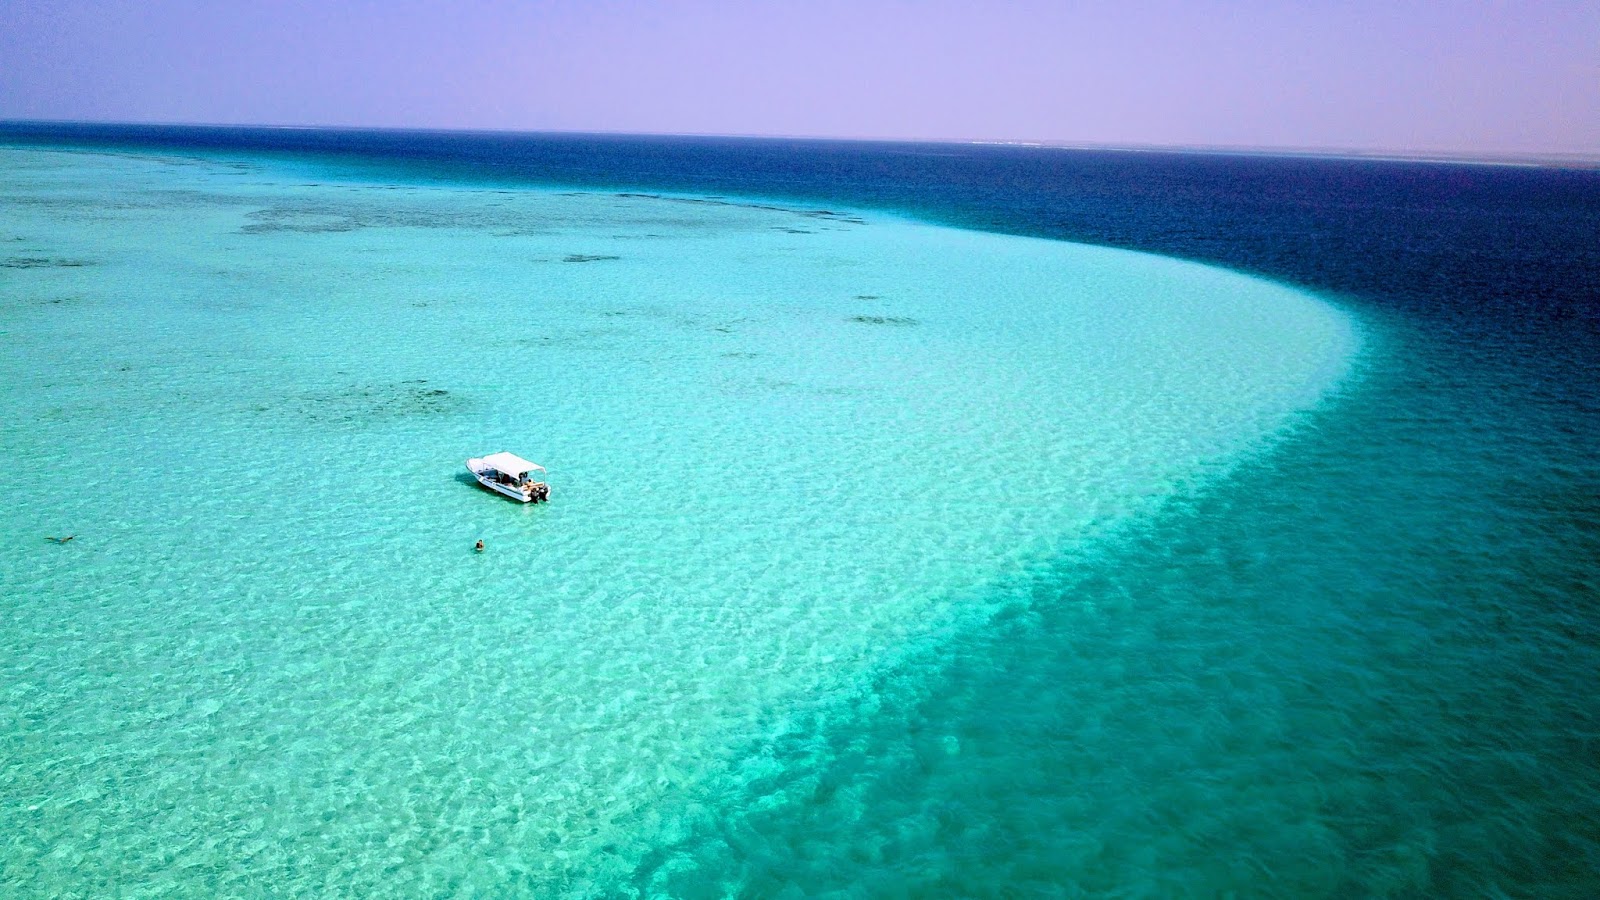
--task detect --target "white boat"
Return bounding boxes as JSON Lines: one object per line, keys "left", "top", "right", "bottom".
{"left": 467, "top": 452, "right": 551, "bottom": 503}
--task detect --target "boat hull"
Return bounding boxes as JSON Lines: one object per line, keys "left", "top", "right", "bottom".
{"left": 474, "top": 474, "right": 534, "bottom": 502}
{"left": 465, "top": 457, "right": 548, "bottom": 503}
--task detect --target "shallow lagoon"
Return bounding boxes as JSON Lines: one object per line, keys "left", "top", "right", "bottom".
{"left": 0, "top": 146, "right": 1358, "bottom": 895}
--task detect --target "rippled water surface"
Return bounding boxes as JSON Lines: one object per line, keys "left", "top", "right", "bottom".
{"left": 2, "top": 128, "right": 1597, "bottom": 898}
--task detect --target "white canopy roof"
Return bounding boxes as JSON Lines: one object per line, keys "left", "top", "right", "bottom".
{"left": 480, "top": 452, "right": 545, "bottom": 475}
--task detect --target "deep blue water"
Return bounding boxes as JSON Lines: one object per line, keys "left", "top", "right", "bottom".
{"left": 4, "top": 122, "right": 1598, "bottom": 896}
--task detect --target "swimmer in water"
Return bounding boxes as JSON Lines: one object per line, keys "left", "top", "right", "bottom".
{"left": 475, "top": 540, "right": 485, "bottom": 553}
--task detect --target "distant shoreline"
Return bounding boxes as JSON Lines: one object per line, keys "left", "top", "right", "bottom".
{"left": 968, "top": 140, "right": 1600, "bottom": 170}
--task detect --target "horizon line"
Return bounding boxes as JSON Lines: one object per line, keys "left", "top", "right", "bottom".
{"left": 4, "top": 116, "right": 1598, "bottom": 170}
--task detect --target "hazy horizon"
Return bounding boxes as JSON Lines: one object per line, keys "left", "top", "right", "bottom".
{"left": 4, "top": 1, "right": 1597, "bottom": 158}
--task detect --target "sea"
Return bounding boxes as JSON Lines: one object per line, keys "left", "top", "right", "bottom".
{"left": 1, "top": 123, "right": 1597, "bottom": 898}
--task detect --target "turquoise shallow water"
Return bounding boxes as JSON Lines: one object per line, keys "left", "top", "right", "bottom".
{"left": 1, "top": 146, "right": 1363, "bottom": 895}
{"left": 634, "top": 314, "right": 1600, "bottom": 897}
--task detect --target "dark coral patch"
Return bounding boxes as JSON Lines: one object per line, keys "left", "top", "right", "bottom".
{"left": 848, "top": 315, "right": 919, "bottom": 327}
{"left": 273, "top": 382, "right": 465, "bottom": 425}
{"left": 240, "top": 205, "right": 361, "bottom": 234}
{"left": 612, "top": 193, "right": 866, "bottom": 226}
{"left": 2, "top": 257, "right": 93, "bottom": 269}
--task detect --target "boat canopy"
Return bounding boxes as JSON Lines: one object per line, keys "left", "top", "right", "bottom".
{"left": 480, "top": 452, "right": 545, "bottom": 476}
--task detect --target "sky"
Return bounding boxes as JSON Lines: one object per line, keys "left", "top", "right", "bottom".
{"left": 2, "top": 0, "right": 1597, "bottom": 156}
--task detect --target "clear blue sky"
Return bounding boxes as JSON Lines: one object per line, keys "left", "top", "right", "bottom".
{"left": 3, "top": 0, "right": 1596, "bottom": 155}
